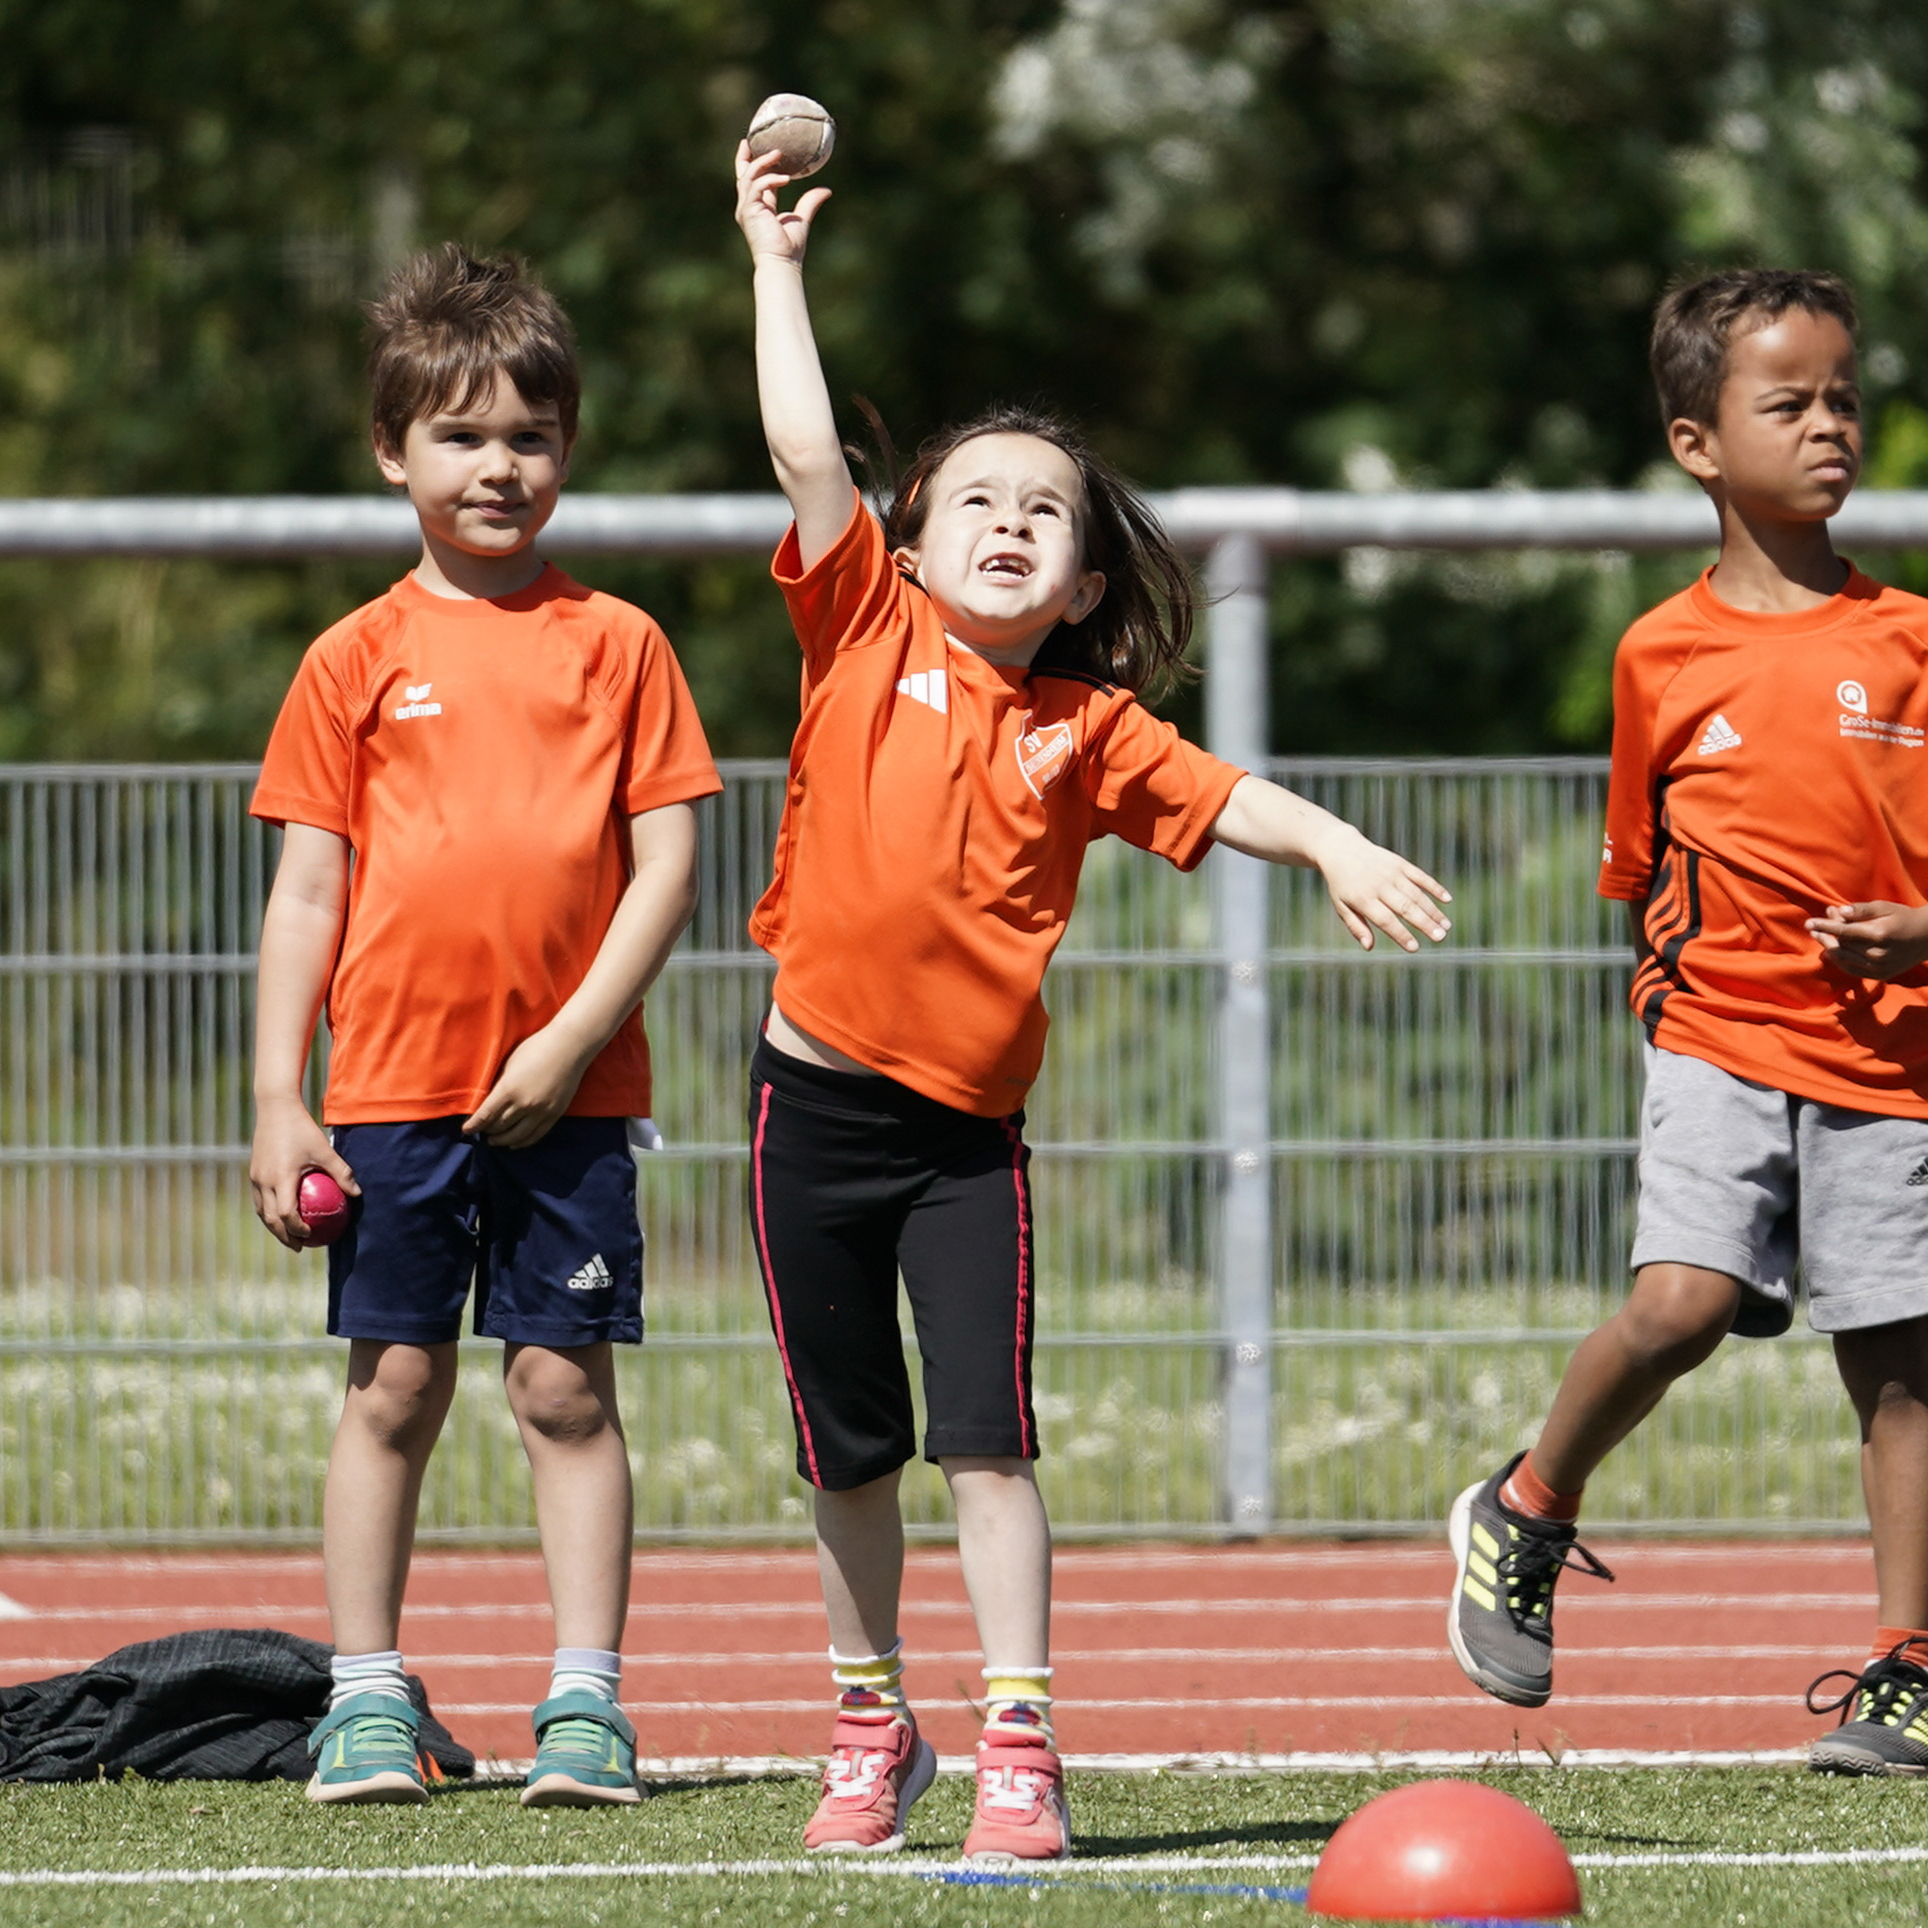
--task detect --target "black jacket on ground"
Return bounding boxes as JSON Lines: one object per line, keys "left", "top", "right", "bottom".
{"left": 0, "top": 1628, "right": 474, "bottom": 1782}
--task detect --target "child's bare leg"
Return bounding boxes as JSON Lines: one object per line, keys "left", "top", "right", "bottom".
{"left": 1530, "top": 1263, "right": 1741, "bottom": 1494}
{"left": 815, "top": 1468, "right": 905, "bottom": 1656}
{"left": 943, "top": 1456, "right": 1051, "bottom": 1667}
{"left": 505, "top": 1341, "right": 632, "bottom": 1651}
{"left": 323, "top": 1339, "right": 459, "bottom": 1652}
{"left": 1834, "top": 1317, "right": 1928, "bottom": 1630}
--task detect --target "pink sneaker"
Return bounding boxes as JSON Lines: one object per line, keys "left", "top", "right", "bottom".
{"left": 962, "top": 1721, "right": 1071, "bottom": 1866}
{"left": 803, "top": 1710, "right": 937, "bottom": 1853}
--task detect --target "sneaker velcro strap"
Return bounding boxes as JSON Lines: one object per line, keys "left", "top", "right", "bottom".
{"left": 532, "top": 1690, "right": 636, "bottom": 1746}
{"left": 979, "top": 1737, "right": 1059, "bottom": 1773}
{"left": 307, "top": 1691, "right": 421, "bottom": 1756}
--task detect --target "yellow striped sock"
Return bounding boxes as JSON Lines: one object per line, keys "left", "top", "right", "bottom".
{"left": 829, "top": 1641, "right": 907, "bottom": 1722}
{"left": 982, "top": 1666, "right": 1054, "bottom": 1744}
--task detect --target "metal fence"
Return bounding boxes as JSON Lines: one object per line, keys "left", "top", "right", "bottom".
{"left": 0, "top": 757, "right": 1862, "bottom": 1543}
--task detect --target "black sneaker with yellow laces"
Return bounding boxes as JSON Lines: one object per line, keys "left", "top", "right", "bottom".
{"left": 1808, "top": 1643, "right": 1928, "bottom": 1776}
{"left": 1446, "top": 1451, "right": 1614, "bottom": 1708}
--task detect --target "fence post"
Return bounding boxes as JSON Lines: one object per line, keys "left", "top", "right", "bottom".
{"left": 1206, "top": 534, "right": 1273, "bottom": 1535}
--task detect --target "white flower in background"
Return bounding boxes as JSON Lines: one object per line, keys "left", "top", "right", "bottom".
{"left": 990, "top": 0, "right": 1284, "bottom": 294}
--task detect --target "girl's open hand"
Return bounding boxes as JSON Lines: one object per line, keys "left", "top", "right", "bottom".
{"left": 1317, "top": 828, "right": 1453, "bottom": 953}
{"left": 735, "top": 141, "right": 831, "bottom": 267}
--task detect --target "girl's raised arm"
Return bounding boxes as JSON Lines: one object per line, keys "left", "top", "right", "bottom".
{"left": 735, "top": 142, "right": 855, "bottom": 569}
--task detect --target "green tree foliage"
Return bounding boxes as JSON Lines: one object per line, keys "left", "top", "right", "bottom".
{"left": 0, "top": 0, "right": 1924, "bottom": 760}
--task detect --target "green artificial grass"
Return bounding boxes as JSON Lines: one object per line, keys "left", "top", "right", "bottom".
{"left": 0, "top": 1766, "right": 1924, "bottom": 1927}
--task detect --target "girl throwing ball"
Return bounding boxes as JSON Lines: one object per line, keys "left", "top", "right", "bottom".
{"left": 735, "top": 139, "right": 1450, "bottom": 1865}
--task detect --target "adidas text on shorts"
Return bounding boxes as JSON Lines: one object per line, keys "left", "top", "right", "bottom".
{"left": 327, "top": 1117, "right": 644, "bottom": 1346}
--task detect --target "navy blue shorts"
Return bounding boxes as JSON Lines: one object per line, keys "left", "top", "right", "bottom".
{"left": 325, "top": 1117, "right": 644, "bottom": 1347}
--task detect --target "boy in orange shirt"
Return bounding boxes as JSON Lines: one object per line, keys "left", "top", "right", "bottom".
{"left": 1446, "top": 269, "right": 1928, "bottom": 1773}
{"left": 249, "top": 246, "right": 719, "bottom": 1805}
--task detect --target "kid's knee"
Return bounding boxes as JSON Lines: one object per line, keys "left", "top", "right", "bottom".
{"left": 1620, "top": 1264, "right": 1742, "bottom": 1371}
{"left": 505, "top": 1347, "right": 616, "bottom": 1446}
{"left": 341, "top": 1341, "right": 455, "bottom": 1450}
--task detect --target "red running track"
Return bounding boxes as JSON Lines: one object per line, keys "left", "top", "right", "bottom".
{"left": 0, "top": 1542, "right": 1874, "bottom": 1767}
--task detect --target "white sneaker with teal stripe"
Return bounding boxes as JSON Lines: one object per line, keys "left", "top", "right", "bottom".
{"left": 1447, "top": 1453, "right": 1613, "bottom": 1708}
{"left": 521, "top": 1691, "right": 643, "bottom": 1807}
{"left": 306, "top": 1691, "right": 429, "bottom": 1804}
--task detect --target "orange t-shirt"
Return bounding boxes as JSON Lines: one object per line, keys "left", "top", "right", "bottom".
{"left": 750, "top": 500, "right": 1245, "bottom": 1116}
{"left": 1599, "top": 565, "right": 1928, "bottom": 1116}
{"left": 251, "top": 566, "right": 721, "bottom": 1124}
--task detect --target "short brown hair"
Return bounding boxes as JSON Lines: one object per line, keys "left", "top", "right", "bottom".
{"left": 367, "top": 243, "right": 579, "bottom": 453}
{"left": 1649, "top": 268, "right": 1858, "bottom": 428}
{"left": 876, "top": 404, "right": 1196, "bottom": 701}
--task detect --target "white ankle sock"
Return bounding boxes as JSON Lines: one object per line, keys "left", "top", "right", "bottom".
{"left": 550, "top": 1646, "right": 622, "bottom": 1703}
{"left": 329, "top": 1650, "right": 410, "bottom": 1711}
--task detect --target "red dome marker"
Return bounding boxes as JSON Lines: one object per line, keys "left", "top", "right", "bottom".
{"left": 296, "top": 1169, "right": 352, "bottom": 1247}
{"left": 1306, "top": 1780, "right": 1582, "bottom": 1921}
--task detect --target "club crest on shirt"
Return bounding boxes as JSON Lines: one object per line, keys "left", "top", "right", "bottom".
{"left": 1015, "top": 718, "right": 1074, "bottom": 798}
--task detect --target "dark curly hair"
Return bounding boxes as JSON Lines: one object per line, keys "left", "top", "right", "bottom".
{"left": 864, "top": 403, "right": 1196, "bottom": 700}
{"left": 367, "top": 242, "right": 579, "bottom": 454}
{"left": 1650, "top": 268, "right": 1858, "bottom": 429}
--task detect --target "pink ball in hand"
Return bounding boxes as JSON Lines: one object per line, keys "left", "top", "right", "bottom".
{"left": 296, "top": 1170, "right": 352, "bottom": 1247}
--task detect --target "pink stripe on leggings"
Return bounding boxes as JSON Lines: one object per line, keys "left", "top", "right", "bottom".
{"left": 751, "top": 1081, "right": 822, "bottom": 1486}
{"left": 1002, "top": 1118, "right": 1035, "bottom": 1457}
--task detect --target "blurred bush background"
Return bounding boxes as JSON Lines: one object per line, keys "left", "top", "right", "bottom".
{"left": 0, "top": 0, "right": 1924, "bottom": 762}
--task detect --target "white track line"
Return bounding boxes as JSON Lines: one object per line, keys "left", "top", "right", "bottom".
{"left": 1, "top": 1644, "right": 1845, "bottom": 1673}
{"left": 1, "top": 1843, "right": 1921, "bottom": 1890}
{"left": 0, "top": 1593, "right": 1878, "bottom": 1620}
{"left": 474, "top": 1748, "right": 1813, "bottom": 1776}
{"left": 438, "top": 1692, "right": 1818, "bottom": 1715}
{"left": 0, "top": 1545, "right": 1872, "bottom": 1572}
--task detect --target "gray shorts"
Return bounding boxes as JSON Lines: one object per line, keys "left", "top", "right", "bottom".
{"left": 1632, "top": 1045, "right": 1928, "bottom": 1336}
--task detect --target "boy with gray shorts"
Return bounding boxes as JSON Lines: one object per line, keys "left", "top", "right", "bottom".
{"left": 1446, "top": 268, "right": 1928, "bottom": 1773}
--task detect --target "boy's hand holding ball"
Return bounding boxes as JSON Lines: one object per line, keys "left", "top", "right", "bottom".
{"left": 296, "top": 1169, "right": 352, "bottom": 1247}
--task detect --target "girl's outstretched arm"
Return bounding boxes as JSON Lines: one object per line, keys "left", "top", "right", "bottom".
{"left": 1211, "top": 774, "right": 1452, "bottom": 952}
{"left": 735, "top": 142, "right": 855, "bottom": 569}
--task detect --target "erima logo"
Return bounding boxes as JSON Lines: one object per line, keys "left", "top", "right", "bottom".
{"left": 565, "top": 1254, "right": 614, "bottom": 1292}
{"left": 1697, "top": 713, "right": 1741, "bottom": 755}
{"left": 394, "top": 681, "right": 442, "bottom": 721}
{"left": 1908, "top": 1158, "right": 1928, "bottom": 1188}
{"left": 895, "top": 670, "right": 947, "bottom": 714}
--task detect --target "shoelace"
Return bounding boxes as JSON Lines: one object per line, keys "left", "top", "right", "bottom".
{"left": 980, "top": 1765, "right": 1050, "bottom": 1815}
{"left": 340, "top": 1709, "right": 416, "bottom": 1749}
{"left": 1806, "top": 1641, "right": 1928, "bottom": 1727}
{"left": 1497, "top": 1529, "right": 1614, "bottom": 1631}
{"left": 825, "top": 1746, "right": 893, "bottom": 1799}
{"left": 541, "top": 1715, "right": 618, "bottom": 1761}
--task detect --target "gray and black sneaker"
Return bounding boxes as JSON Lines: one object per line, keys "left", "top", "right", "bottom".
{"left": 1446, "top": 1452, "right": 1614, "bottom": 1708}
{"left": 1807, "top": 1644, "right": 1928, "bottom": 1776}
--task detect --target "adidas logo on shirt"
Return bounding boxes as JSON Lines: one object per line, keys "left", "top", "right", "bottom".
{"left": 1908, "top": 1158, "right": 1928, "bottom": 1188}
{"left": 894, "top": 670, "right": 948, "bottom": 715}
{"left": 1696, "top": 712, "right": 1741, "bottom": 756}
{"left": 565, "top": 1254, "right": 614, "bottom": 1292}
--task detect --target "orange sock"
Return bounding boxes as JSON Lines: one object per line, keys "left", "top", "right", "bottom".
{"left": 1870, "top": 1625, "right": 1928, "bottom": 1668}
{"left": 1499, "top": 1452, "right": 1583, "bottom": 1525}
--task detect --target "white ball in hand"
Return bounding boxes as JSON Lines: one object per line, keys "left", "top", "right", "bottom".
{"left": 747, "top": 93, "right": 836, "bottom": 179}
